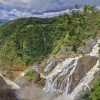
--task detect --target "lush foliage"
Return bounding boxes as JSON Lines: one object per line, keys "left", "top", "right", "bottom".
{"left": 24, "top": 70, "right": 36, "bottom": 80}
{"left": 0, "top": 5, "right": 100, "bottom": 71}
{"left": 83, "top": 78, "right": 100, "bottom": 100}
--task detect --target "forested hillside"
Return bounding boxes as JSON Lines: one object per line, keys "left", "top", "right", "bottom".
{"left": 0, "top": 5, "right": 100, "bottom": 71}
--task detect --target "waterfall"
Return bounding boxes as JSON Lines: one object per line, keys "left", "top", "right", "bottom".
{"left": 43, "top": 39, "right": 100, "bottom": 99}
{"left": 44, "top": 58, "right": 54, "bottom": 72}
{"left": 43, "top": 56, "right": 82, "bottom": 93}
{"left": 88, "top": 39, "right": 100, "bottom": 57}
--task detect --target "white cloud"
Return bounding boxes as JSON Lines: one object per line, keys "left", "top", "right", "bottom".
{"left": 0, "top": 0, "right": 100, "bottom": 20}
{"left": 0, "top": 10, "right": 9, "bottom": 18}
{"left": 0, "top": 0, "right": 100, "bottom": 12}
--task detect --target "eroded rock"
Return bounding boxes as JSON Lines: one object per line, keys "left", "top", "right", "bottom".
{"left": 0, "top": 76, "right": 19, "bottom": 100}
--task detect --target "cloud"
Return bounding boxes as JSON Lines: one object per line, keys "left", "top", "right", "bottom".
{"left": 0, "top": 10, "right": 8, "bottom": 18}
{"left": 1, "top": 0, "right": 100, "bottom": 12}
{"left": 0, "top": 0, "right": 100, "bottom": 20}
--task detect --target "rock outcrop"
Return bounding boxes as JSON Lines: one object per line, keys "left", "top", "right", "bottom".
{"left": 0, "top": 74, "right": 20, "bottom": 100}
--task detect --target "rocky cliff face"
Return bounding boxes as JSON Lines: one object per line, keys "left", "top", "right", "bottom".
{"left": 36, "top": 37, "right": 100, "bottom": 100}
{"left": 0, "top": 74, "right": 20, "bottom": 100}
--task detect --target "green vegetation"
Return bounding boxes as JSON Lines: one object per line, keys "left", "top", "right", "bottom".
{"left": 0, "top": 5, "right": 100, "bottom": 71}
{"left": 82, "top": 78, "right": 100, "bottom": 100}
{"left": 24, "top": 70, "right": 36, "bottom": 80}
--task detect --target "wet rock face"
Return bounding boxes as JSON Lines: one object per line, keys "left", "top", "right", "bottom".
{"left": 40, "top": 51, "right": 76, "bottom": 76}
{"left": 0, "top": 76, "right": 18, "bottom": 100}
{"left": 41, "top": 37, "right": 99, "bottom": 78}
{"left": 78, "top": 38, "right": 98, "bottom": 54}
{"left": 43, "top": 38, "right": 100, "bottom": 96}
{"left": 44, "top": 55, "right": 98, "bottom": 93}
{"left": 69, "top": 56, "right": 98, "bottom": 93}
{"left": 0, "top": 77, "right": 7, "bottom": 87}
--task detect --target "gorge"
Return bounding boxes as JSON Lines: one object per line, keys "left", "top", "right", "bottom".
{"left": 14, "top": 37, "right": 100, "bottom": 100}
{"left": 0, "top": 5, "right": 100, "bottom": 100}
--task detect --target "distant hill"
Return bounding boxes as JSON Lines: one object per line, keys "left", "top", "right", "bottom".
{"left": 0, "top": 19, "right": 8, "bottom": 23}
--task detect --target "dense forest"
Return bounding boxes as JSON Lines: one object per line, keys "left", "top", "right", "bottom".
{"left": 0, "top": 5, "right": 100, "bottom": 99}
{"left": 0, "top": 5, "right": 100, "bottom": 68}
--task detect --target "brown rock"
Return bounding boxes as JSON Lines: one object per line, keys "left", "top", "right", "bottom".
{"left": 0, "top": 76, "right": 18, "bottom": 100}
{"left": 69, "top": 55, "right": 98, "bottom": 93}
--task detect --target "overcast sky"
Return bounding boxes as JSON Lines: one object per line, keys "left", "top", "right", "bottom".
{"left": 0, "top": 0, "right": 100, "bottom": 20}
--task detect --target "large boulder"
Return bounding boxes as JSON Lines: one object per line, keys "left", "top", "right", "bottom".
{"left": 69, "top": 56, "right": 98, "bottom": 93}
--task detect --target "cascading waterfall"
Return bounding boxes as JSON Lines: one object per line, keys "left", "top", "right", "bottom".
{"left": 43, "top": 39, "right": 100, "bottom": 99}
{"left": 43, "top": 56, "right": 81, "bottom": 93}
{"left": 44, "top": 59, "right": 54, "bottom": 72}
{"left": 53, "top": 59, "right": 99, "bottom": 100}
{"left": 88, "top": 39, "right": 100, "bottom": 57}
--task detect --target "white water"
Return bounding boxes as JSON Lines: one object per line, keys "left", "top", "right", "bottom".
{"left": 43, "top": 56, "right": 82, "bottom": 93}
{"left": 44, "top": 60, "right": 53, "bottom": 72}
{"left": 45, "top": 57, "right": 78, "bottom": 79}
{"left": 88, "top": 39, "right": 100, "bottom": 57}
{"left": 54, "top": 59, "right": 99, "bottom": 100}
{"left": 43, "top": 39, "right": 100, "bottom": 100}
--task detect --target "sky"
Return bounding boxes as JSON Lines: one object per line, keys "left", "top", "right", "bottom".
{"left": 0, "top": 0, "right": 100, "bottom": 21}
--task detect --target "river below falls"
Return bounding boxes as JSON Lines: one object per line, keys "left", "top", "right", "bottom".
{"left": 15, "top": 77, "right": 61, "bottom": 100}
